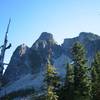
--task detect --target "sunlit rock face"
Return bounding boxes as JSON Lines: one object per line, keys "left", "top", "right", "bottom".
{"left": 62, "top": 32, "right": 100, "bottom": 61}
{"left": 38, "top": 32, "right": 54, "bottom": 41}
{"left": 32, "top": 32, "right": 56, "bottom": 50}
{"left": 3, "top": 44, "right": 31, "bottom": 83}
{"left": 32, "top": 32, "right": 63, "bottom": 62}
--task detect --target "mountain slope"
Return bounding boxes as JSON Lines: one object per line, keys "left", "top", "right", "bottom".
{"left": 1, "top": 32, "right": 100, "bottom": 99}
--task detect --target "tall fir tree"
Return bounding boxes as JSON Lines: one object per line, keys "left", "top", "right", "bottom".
{"left": 58, "top": 63, "right": 74, "bottom": 100}
{"left": 65, "top": 63, "right": 74, "bottom": 100}
{"left": 66, "top": 63, "right": 74, "bottom": 100}
{"left": 72, "top": 42, "right": 91, "bottom": 100}
{"left": 44, "top": 48, "right": 59, "bottom": 100}
{"left": 91, "top": 52, "right": 100, "bottom": 100}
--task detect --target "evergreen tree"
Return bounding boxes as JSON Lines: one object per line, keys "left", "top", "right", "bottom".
{"left": 59, "top": 63, "right": 74, "bottom": 100}
{"left": 63, "top": 63, "right": 74, "bottom": 100}
{"left": 91, "top": 52, "right": 100, "bottom": 100}
{"left": 66, "top": 63, "right": 74, "bottom": 100}
{"left": 72, "top": 42, "right": 91, "bottom": 100}
{"left": 45, "top": 53, "right": 59, "bottom": 100}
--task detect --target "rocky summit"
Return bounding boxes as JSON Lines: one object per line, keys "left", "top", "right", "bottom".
{"left": 0, "top": 32, "right": 100, "bottom": 99}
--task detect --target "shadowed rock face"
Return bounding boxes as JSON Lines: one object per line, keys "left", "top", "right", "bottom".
{"left": 3, "top": 32, "right": 100, "bottom": 88}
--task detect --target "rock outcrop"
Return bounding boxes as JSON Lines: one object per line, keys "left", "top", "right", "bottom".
{"left": 62, "top": 32, "right": 100, "bottom": 61}
{"left": 3, "top": 44, "right": 31, "bottom": 84}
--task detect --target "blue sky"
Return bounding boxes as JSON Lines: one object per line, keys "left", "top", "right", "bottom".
{"left": 0, "top": 0, "right": 100, "bottom": 66}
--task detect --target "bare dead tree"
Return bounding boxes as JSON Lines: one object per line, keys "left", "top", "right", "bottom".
{"left": 0, "top": 19, "right": 11, "bottom": 85}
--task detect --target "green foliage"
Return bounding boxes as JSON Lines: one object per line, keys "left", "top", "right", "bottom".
{"left": 66, "top": 63, "right": 74, "bottom": 87}
{"left": 59, "top": 63, "right": 74, "bottom": 100}
{"left": 91, "top": 52, "right": 100, "bottom": 100}
{"left": 46, "top": 86, "right": 58, "bottom": 100}
{"left": 66, "top": 63, "right": 74, "bottom": 100}
{"left": 44, "top": 54, "right": 59, "bottom": 100}
{"left": 45, "top": 61, "right": 59, "bottom": 87}
{"left": 72, "top": 42, "right": 91, "bottom": 100}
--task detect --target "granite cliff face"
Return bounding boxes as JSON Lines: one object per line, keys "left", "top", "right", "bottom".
{"left": 3, "top": 44, "right": 31, "bottom": 83}
{"left": 62, "top": 32, "right": 100, "bottom": 61}
{"left": 32, "top": 32, "right": 62, "bottom": 59}
{"left": 3, "top": 32, "right": 63, "bottom": 85}
{"left": 0, "top": 32, "right": 100, "bottom": 99}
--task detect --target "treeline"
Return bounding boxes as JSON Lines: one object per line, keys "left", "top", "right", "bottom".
{"left": 43, "top": 42, "right": 100, "bottom": 100}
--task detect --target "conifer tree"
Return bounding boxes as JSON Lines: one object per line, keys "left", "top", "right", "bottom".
{"left": 64, "top": 63, "right": 74, "bottom": 100}
{"left": 44, "top": 51, "right": 59, "bottom": 100}
{"left": 66, "top": 63, "right": 74, "bottom": 100}
{"left": 72, "top": 42, "right": 91, "bottom": 100}
{"left": 91, "top": 52, "right": 100, "bottom": 100}
{"left": 59, "top": 63, "right": 74, "bottom": 100}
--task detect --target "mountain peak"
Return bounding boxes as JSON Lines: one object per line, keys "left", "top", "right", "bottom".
{"left": 32, "top": 32, "right": 56, "bottom": 49}
{"left": 39, "top": 32, "right": 53, "bottom": 41}
{"left": 79, "top": 32, "right": 100, "bottom": 41}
